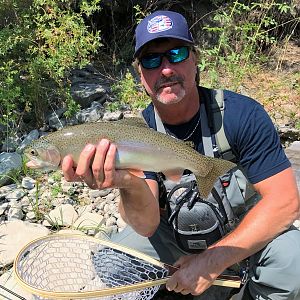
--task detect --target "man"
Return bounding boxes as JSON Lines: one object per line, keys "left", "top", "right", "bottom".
{"left": 62, "top": 10, "right": 300, "bottom": 299}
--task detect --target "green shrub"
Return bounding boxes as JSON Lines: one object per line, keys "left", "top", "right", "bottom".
{"left": 0, "top": 0, "right": 102, "bottom": 131}
{"left": 111, "top": 70, "right": 150, "bottom": 111}
{"left": 199, "top": 0, "right": 296, "bottom": 90}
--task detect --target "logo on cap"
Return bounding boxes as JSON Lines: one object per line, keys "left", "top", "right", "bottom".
{"left": 147, "top": 15, "right": 173, "bottom": 33}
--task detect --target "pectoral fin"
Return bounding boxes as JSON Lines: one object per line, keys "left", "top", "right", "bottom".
{"left": 127, "top": 169, "right": 146, "bottom": 178}
{"left": 163, "top": 170, "right": 184, "bottom": 183}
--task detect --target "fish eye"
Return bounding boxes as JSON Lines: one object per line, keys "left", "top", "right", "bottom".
{"left": 30, "top": 149, "right": 36, "bottom": 156}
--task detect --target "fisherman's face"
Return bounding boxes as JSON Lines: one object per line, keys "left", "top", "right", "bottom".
{"left": 138, "top": 39, "right": 197, "bottom": 105}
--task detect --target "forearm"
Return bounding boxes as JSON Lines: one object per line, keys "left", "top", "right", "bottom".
{"left": 205, "top": 168, "right": 300, "bottom": 274}
{"left": 119, "top": 178, "right": 160, "bottom": 237}
{"left": 207, "top": 199, "right": 293, "bottom": 272}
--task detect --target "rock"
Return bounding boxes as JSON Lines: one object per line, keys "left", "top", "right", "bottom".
{"left": 1, "top": 134, "right": 22, "bottom": 152}
{"left": 39, "top": 123, "right": 50, "bottom": 132}
{"left": 105, "top": 216, "right": 116, "bottom": 227}
{"left": 294, "top": 219, "right": 300, "bottom": 229}
{"left": 76, "top": 105, "right": 104, "bottom": 123}
{"left": 102, "top": 111, "right": 123, "bottom": 121}
{"left": 89, "top": 189, "right": 105, "bottom": 199}
{"left": 71, "top": 83, "right": 108, "bottom": 108}
{"left": 0, "top": 203, "right": 9, "bottom": 215}
{"left": 96, "top": 224, "right": 118, "bottom": 237}
{"left": 57, "top": 228, "right": 85, "bottom": 235}
{"left": 61, "top": 179, "right": 78, "bottom": 193}
{"left": 20, "top": 195, "right": 31, "bottom": 208}
{"left": 21, "top": 177, "right": 36, "bottom": 190}
{"left": 105, "top": 193, "right": 116, "bottom": 202}
{"left": 96, "top": 199, "right": 106, "bottom": 210}
{"left": 47, "top": 108, "right": 67, "bottom": 129}
{"left": 0, "top": 152, "right": 22, "bottom": 187}
{"left": 278, "top": 125, "right": 300, "bottom": 141}
{"left": 114, "top": 194, "right": 121, "bottom": 205}
{"left": 77, "top": 204, "right": 94, "bottom": 216}
{"left": 26, "top": 211, "right": 37, "bottom": 221}
{"left": 97, "top": 189, "right": 112, "bottom": 197}
{"left": 6, "top": 189, "right": 26, "bottom": 201}
{"left": 103, "top": 203, "right": 110, "bottom": 213}
{"left": 0, "top": 184, "right": 17, "bottom": 199}
{"left": 73, "top": 212, "right": 104, "bottom": 233}
{"left": 116, "top": 216, "right": 127, "bottom": 231}
{"left": 43, "top": 204, "right": 78, "bottom": 227}
{"left": 7, "top": 200, "right": 24, "bottom": 220}
{"left": 285, "top": 141, "right": 300, "bottom": 191}
{"left": 17, "top": 129, "right": 40, "bottom": 153}
{"left": 0, "top": 220, "right": 50, "bottom": 267}
{"left": 65, "top": 115, "right": 80, "bottom": 126}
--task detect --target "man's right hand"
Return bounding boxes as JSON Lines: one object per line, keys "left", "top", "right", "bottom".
{"left": 61, "top": 139, "right": 133, "bottom": 190}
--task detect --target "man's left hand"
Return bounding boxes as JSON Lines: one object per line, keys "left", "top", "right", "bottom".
{"left": 166, "top": 254, "right": 220, "bottom": 296}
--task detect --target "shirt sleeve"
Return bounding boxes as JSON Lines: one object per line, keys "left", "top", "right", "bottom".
{"left": 226, "top": 98, "right": 290, "bottom": 184}
{"left": 143, "top": 171, "right": 158, "bottom": 181}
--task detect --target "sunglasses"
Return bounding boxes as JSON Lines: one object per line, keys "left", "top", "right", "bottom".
{"left": 140, "top": 46, "right": 190, "bottom": 70}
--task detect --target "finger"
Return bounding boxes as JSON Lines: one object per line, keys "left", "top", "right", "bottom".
{"left": 76, "top": 144, "right": 96, "bottom": 177}
{"left": 173, "top": 284, "right": 183, "bottom": 293}
{"left": 181, "top": 289, "right": 191, "bottom": 295}
{"left": 75, "top": 144, "right": 96, "bottom": 187}
{"left": 62, "top": 155, "right": 77, "bottom": 181}
{"left": 102, "top": 143, "right": 117, "bottom": 188}
{"left": 92, "top": 139, "right": 110, "bottom": 184}
{"left": 166, "top": 278, "right": 178, "bottom": 292}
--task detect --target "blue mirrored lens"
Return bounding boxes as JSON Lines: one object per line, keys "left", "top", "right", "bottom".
{"left": 141, "top": 54, "right": 161, "bottom": 69}
{"left": 168, "top": 47, "right": 189, "bottom": 63}
{"left": 140, "top": 46, "right": 190, "bottom": 69}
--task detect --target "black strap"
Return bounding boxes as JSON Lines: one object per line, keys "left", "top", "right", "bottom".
{"left": 0, "top": 285, "right": 27, "bottom": 300}
{"left": 199, "top": 86, "right": 237, "bottom": 161}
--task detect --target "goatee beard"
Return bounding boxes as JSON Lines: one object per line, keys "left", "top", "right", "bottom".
{"left": 155, "top": 75, "right": 185, "bottom": 104}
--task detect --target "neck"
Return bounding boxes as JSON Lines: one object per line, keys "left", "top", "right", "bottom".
{"left": 153, "top": 86, "right": 200, "bottom": 125}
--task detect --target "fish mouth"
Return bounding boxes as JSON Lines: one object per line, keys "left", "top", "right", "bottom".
{"left": 25, "top": 158, "right": 58, "bottom": 171}
{"left": 26, "top": 160, "right": 41, "bottom": 169}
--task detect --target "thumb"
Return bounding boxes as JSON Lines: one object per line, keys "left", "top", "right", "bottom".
{"left": 165, "top": 274, "right": 178, "bottom": 291}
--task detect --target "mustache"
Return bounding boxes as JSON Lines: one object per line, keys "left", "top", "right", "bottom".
{"left": 154, "top": 75, "right": 184, "bottom": 92}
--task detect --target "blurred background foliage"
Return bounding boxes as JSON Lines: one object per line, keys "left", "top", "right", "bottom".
{"left": 0, "top": 0, "right": 299, "bottom": 135}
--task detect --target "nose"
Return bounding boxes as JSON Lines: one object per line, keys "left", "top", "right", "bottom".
{"left": 160, "top": 57, "right": 175, "bottom": 77}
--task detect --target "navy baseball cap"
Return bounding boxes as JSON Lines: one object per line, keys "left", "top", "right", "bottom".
{"left": 134, "top": 10, "right": 194, "bottom": 57}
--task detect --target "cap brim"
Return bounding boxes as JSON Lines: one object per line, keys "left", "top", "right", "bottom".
{"left": 134, "top": 35, "right": 194, "bottom": 58}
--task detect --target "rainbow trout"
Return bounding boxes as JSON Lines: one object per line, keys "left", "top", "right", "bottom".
{"left": 24, "top": 118, "right": 236, "bottom": 197}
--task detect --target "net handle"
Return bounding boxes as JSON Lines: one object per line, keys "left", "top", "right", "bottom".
{"left": 151, "top": 275, "right": 241, "bottom": 289}
{"left": 164, "top": 263, "right": 242, "bottom": 288}
{"left": 164, "top": 264, "right": 241, "bottom": 288}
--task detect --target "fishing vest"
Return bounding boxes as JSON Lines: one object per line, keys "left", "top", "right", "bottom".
{"left": 153, "top": 87, "right": 260, "bottom": 253}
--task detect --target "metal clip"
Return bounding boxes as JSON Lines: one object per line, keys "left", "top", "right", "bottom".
{"left": 240, "top": 263, "right": 249, "bottom": 285}
{"left": 187, "top": 190, "right": 199, "bottom": 210}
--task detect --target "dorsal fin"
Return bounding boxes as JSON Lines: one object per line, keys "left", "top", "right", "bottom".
{"left": 114, "top": 117, "right": 149, "bottom": 128}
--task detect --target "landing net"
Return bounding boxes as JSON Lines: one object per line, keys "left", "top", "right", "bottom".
{"left": 14, "top": 234, "right": 169, "bottom": 299}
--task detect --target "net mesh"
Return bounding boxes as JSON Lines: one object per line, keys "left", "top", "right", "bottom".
{"left": 15, "top": 235, "right": 169, "bottom": 300}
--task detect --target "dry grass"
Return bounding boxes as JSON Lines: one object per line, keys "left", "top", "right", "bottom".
{"left": 201, "top": 42, "right": 300, "bottom": 128}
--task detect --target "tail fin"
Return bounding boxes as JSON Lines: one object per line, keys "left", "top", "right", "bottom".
{"left": 195, "top": 159, "right": 236, "bottom": 198}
